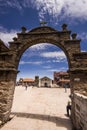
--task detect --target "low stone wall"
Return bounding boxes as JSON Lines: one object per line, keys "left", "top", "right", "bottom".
{"left": 73, "top": 93, "right": 87, "bottom": 130}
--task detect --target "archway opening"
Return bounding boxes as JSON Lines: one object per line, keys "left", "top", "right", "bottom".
{"left": 11, "top": 43, "right": 72, "bottom": 129}
{"left": 17, "top": 43, "right": 69, "bottom": 81}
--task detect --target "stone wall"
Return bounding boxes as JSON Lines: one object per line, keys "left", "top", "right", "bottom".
{"left": 0, "top": 24, "right": 87, "bottom": 128}
{"left": 0, "top": 71, "right": 17, "bottom": 122}
{"left": 72, "top": 93, "right": 87, "bottom": 130}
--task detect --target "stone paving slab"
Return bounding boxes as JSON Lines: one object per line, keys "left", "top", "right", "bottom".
{"left": 1, "top": 87, "right": 72, "bottom": 130}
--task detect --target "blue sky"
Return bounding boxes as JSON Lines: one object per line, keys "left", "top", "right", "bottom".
{"left": 0, "top": 0, "right": 87, "bottom": 80}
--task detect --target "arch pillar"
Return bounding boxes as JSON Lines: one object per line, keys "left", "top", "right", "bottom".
{"left": 0, "top": 69, "right": 17, "bottom": 122}
{"left": 71, "top": 72, "right": 87, "bottom": 129}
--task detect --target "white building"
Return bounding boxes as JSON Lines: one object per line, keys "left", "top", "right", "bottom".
{"left": 39, "top": 76, "right": 52, "bottom": 87}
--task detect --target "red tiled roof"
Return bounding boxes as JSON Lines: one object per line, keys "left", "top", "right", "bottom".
{"left": 54, "top": 72, "right": 69, "bottom": 76}
{"left": 59, "top": 79, "right": 70, "bottom": 83}
{"left": 59, "top": 72, "right": 68, "bottom": 75}
{"left": 23, "top": 78, "right": 34, "bottom": 82}
{"left": 40, "top": 76, "right": 52, "bottom": 80}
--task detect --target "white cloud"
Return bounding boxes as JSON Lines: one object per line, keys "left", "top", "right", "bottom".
{"left": 30, "top": 43, "right": 49, "bottom": 50}
{"left": 20, "top": 60, "right": 42, "bottom": 65}
{"left": 43, "top": 66, "right": 51, "bottom": 69}
{"left": 60, "top": 67, "right": 68, "bottom": 71}
{"left": 78, "top": 32, "right": 87, "bottom": 40}
{"left": 52, "top": 59, "right": 66, "bottom": 63}
{"left": 47, "top": 67, "right": 68, "bottom": 72}
{"left": 22, "top": 43, "right": 50, "bottom": 58}
{"left": 1, "top": 0, "right": 87, "bottom": 23}
{"left": 47, "top": 69, "right": 59, "bottom": 72}
{"left": 81, "top": 50, "right": 87, "bottom": 52}
{"left": 0, "top": 26, "right": 18, "bottom": 46}
{"left": 40, "top": 51, "right": 66, "bottom": 59}
{"left": 0, "top": 0, "right": 22, "bottom": 11}
{"left": 23, "top": 0, "right": 87, "bottom": 22}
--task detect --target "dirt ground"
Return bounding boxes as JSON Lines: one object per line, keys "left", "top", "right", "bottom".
{"left": 1, "top": 86, "right": 72, "bottom": 130}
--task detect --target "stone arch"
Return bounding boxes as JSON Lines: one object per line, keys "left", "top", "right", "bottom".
{"left": 16, "top": 39, "right": 70, "bottom": 69}
{"left": 0, "top": 24, "right": 87, "bottom": 129}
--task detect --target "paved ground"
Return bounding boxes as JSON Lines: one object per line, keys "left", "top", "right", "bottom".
{"left": 1, "top": 86, "right": 72, "bottom": 130}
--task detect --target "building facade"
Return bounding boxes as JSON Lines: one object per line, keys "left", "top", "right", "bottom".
{"left": 18, "top": 78, "right": 35, "bottom": 86}
{"left": 39, "top": 76, "right": 52, "bottom": 88}
{"left": 54, "top": 72, "right": 70, "bottom": 87}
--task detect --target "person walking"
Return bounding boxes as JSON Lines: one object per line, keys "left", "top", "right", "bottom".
{"left": 64, "top": 84, "right": 67, "bottom": 92}
{"left": 25, "top": 84, "right": 28, "bottom": 90}
{"left": 66, "top": 101, "right": 71, "bottom": 116}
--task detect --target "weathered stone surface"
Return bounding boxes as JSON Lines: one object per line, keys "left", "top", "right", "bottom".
{"left": 0, "top": 120, "right": 2, "bottom": 126}
{"left": 72, "top": 93, "right": 87, "bottom": 130}
{"left": 0, "top": 24, "right": 87, "bottom": 129}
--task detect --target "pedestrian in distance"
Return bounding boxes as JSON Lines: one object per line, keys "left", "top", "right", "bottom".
{"left": 25, "top": 84, "right": 28, "bottom": 90}
{"left": 64, "top": 84, "right": 67, "bottom": 93}
{"left": 66, "top": 101, "right": 71, "bottom": 116}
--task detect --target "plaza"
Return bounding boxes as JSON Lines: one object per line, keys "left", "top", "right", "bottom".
{"left": 1, "top": 87, "right": 72, "bottom": 130}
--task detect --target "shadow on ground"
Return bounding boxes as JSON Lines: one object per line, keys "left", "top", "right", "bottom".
{"left": 11, "top": 112, "right": 72, "bottom": 129}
